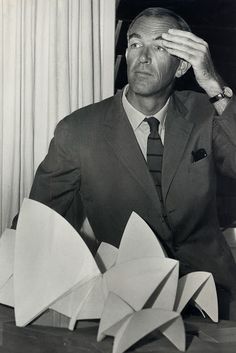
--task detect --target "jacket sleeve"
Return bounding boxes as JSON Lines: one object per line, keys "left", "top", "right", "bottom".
{"left": 20, "top": 117, "right": 86, "bottom": 233}
{"left": 213, "top": 96, "right": 236, "bottom": 178}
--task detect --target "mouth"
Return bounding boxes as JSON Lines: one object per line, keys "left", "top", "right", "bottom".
{"left": 135, "top": 71, "right": 153, "bottom": 77}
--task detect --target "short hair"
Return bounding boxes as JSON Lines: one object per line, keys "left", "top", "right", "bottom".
{"left": 127, "top": 7, "right": 191, "bottom": 38}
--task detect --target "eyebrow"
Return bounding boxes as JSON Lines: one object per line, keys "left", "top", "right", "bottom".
{"left": 128, "top": 33, "right": 141, "bottom": 40}
{"left": 153, "top": 35, "right": 162, "bottom": 41}
{"left": 128, "top": 33, "right": 162, "bottom": 41}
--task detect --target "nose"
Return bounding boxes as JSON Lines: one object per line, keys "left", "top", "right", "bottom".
{"left": 139, "top": 47, "right": 151, "bottom": 64}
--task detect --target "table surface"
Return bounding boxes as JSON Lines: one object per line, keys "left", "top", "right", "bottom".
{"left": 1, "top": 304, "right": 236, "bottom": 353}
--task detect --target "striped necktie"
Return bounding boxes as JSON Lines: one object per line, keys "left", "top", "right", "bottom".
{"left": 145, "top": 117, "right": 163, "bottom": 203}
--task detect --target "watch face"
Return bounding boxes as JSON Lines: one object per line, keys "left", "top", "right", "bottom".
{"left": 223, "top": 86, "right": 233, "bottom": 98}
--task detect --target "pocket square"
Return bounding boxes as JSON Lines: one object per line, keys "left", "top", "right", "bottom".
{"left": 192, "top": 149, "right": 207, "bottom": 162}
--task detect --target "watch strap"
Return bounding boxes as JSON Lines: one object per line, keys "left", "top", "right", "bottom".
{"left": 209, "top": 86, "right": 233, "bottom": 103}
{"left": 209, "top": 92, "right": 226, "bottom": 103}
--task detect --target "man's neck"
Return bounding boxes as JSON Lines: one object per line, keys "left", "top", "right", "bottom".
{"left": 126, "top": 88, "right": 172, "bottom": 116}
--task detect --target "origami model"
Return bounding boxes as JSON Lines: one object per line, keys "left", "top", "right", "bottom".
{"left": 0, "top": 228, "right": 15, "bottom": 307}
{"left": 0, "top": 198, "right": 219, "bottom": 353}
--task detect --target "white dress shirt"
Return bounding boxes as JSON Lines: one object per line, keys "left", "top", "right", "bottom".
{"left": 122, "top": 85, "right": 170, "bottom": 160}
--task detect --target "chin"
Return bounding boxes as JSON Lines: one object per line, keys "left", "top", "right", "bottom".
{"left": 129, "top": 76, "right": 161, "bottom": 95}
{"left": 131, "top": 84, "right": 161, "bottom": 97}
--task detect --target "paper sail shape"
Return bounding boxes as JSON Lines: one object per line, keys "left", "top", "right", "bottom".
{"left": 68, "top": 275, "right": 104, "bottom": 330}
{"left": 174, "top": 272, "right": 218, "bottom": 322}
{"left": 95, "top": 242, "right": 118, "bottom": 273}
{"left": 52, "top": 212, "right": 178, "bottom": 330}
{"left": 14, "top": 198, "right": 100, "bottom": 326}
{"left": 97, "top": 292, "right": 134, "bottom": 342}
{"left": 0, "top": 229, "right": 16, "bottom": 288}
{"left": 150, "top": 261, "right": 179, "bottom": 311}
{"left": 50, "top": 274, "right": 103, "bottom": 325}
{"left": 98, "top": 292, "right": 185, "bottom": 353}
{"left": 0, "top": 229, "right": 16, "bottom": 307}
{"left": 67, "top": 242, "right": 119, "bottom": 329}
{"left": 51, "top": 213, "right": 179, "bottom": 330}
{"left": 0, "top": 275, "right": 14, "bottom": 307}
{"left": 158, "top": 315, "right": 186, "bottom": 351}
{"left": 68, "top": 233, "right": 178, "bottom": 329}
{"left": 116, "top": 212, "right": 166, "bottom": 265}
{"left": 61, "top": 258, "right": 178, "bottom": 331}
{"left": 51, "top": 242, "right": 117, "bottom": 328}
{"left": 112, "top": 310, "right": 185, "bottom": 353}
{"left": 52, "top": 215, "right": 177, "bottom": 330}
{"left": 191, "top": 273, "right": 218, "bottom": 322}
{"left": 103, "top": 257, "right": 179, "bottom": 311}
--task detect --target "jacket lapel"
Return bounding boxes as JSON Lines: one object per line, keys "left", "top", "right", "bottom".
{"left": 162, "top": 93, "right": 194, "bottom": 203}
{"left": 102, "top": 91, "right": 163, "bottom": 218}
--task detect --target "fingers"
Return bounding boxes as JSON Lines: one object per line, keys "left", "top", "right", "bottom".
{"left": 161, "top": 29, "right": 209, "bottom": 66}
{"left": 161, "top": 29, "right": 219, "bottom": 92}
{"left": 162, "top": 38, "right": 205, "bottom": 64}
{"left": 162, "top": 37, "right": 199, "bottom": 55}
{"left": 167, "top": 29, "right": 207, "bottom": 45}
{"left": 162, "top": 46, "right": 195, "bottom": 63}
{"left": 162, "top": 33, "right": 207, "bottom": 52}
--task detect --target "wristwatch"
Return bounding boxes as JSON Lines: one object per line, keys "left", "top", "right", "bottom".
{"left": 209, "top": 86, "right": 233, "bottom": 103}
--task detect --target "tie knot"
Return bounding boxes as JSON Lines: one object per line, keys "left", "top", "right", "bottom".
{"left": 145, "top": 117, "right": 160, "bottom": 135}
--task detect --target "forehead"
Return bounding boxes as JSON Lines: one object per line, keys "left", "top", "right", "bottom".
{"left": 129, "top": 15, "right": 179, "bottom": 39}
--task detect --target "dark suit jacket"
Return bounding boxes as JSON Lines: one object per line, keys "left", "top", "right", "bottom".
{"left": 29, "top": 89, "right": 236, "bottom": 292}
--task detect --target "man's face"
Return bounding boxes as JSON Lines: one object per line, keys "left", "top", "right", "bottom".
{"left": 126, "top": 16, "right": 181, "bottom": 97}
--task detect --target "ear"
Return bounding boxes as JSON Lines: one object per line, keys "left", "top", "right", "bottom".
{"left": 125, "top": 48, "right": 128, "bottom": 59}
{"left": 175, "top": 60, "right": 191, "bottom": 78}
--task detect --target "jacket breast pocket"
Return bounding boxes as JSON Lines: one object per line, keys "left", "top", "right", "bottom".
{"left": 188, "top": 153, "right": 214, "bottom": 197}
{"left": 189, "top": 153, "right": 211, "bottom": 171}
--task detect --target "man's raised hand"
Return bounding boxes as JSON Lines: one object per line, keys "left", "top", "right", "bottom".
{"left": 161, "top": 28, "right": 221, "bottom": 92}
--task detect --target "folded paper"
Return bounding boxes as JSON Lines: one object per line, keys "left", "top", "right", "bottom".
{"left": 0, "top": 229, "right": 15, "bottom": 307}
{"left": 174, "top": 272, "right": 218, "bottom": 322}
{"left": 0, "top": 229, "right": 15, "bottom": 289}
{"left": 0, "top": 198, "right": 219, "bottom": 353}
{"left": 98, "top": 292, "right": 186, "bottom": 353}
{"left": 14, "top": 198, "right": 100, "bottom": 326}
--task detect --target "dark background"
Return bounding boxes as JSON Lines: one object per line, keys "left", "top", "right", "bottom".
{"left": 115, "top": 0, "right": 236, "bottom": 227}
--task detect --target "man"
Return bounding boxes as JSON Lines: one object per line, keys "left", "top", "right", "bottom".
{"left": 14, "top": 8, "right": 236, "bottom": 318}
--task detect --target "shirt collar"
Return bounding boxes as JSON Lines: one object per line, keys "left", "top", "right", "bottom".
{"left": 122, "top": 84, "right": 170, "bottom": 131}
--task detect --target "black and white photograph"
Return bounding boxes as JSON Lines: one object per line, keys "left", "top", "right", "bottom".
{"left": 1, "top": 0, "right": 236, "bottom": 352}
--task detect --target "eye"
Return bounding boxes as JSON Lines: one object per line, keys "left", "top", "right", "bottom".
{"left": 153, "top": 45, "right": 165, "bottom": 52}
{"left": 129, "top": 42, "right": 143, "bottom": 49}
